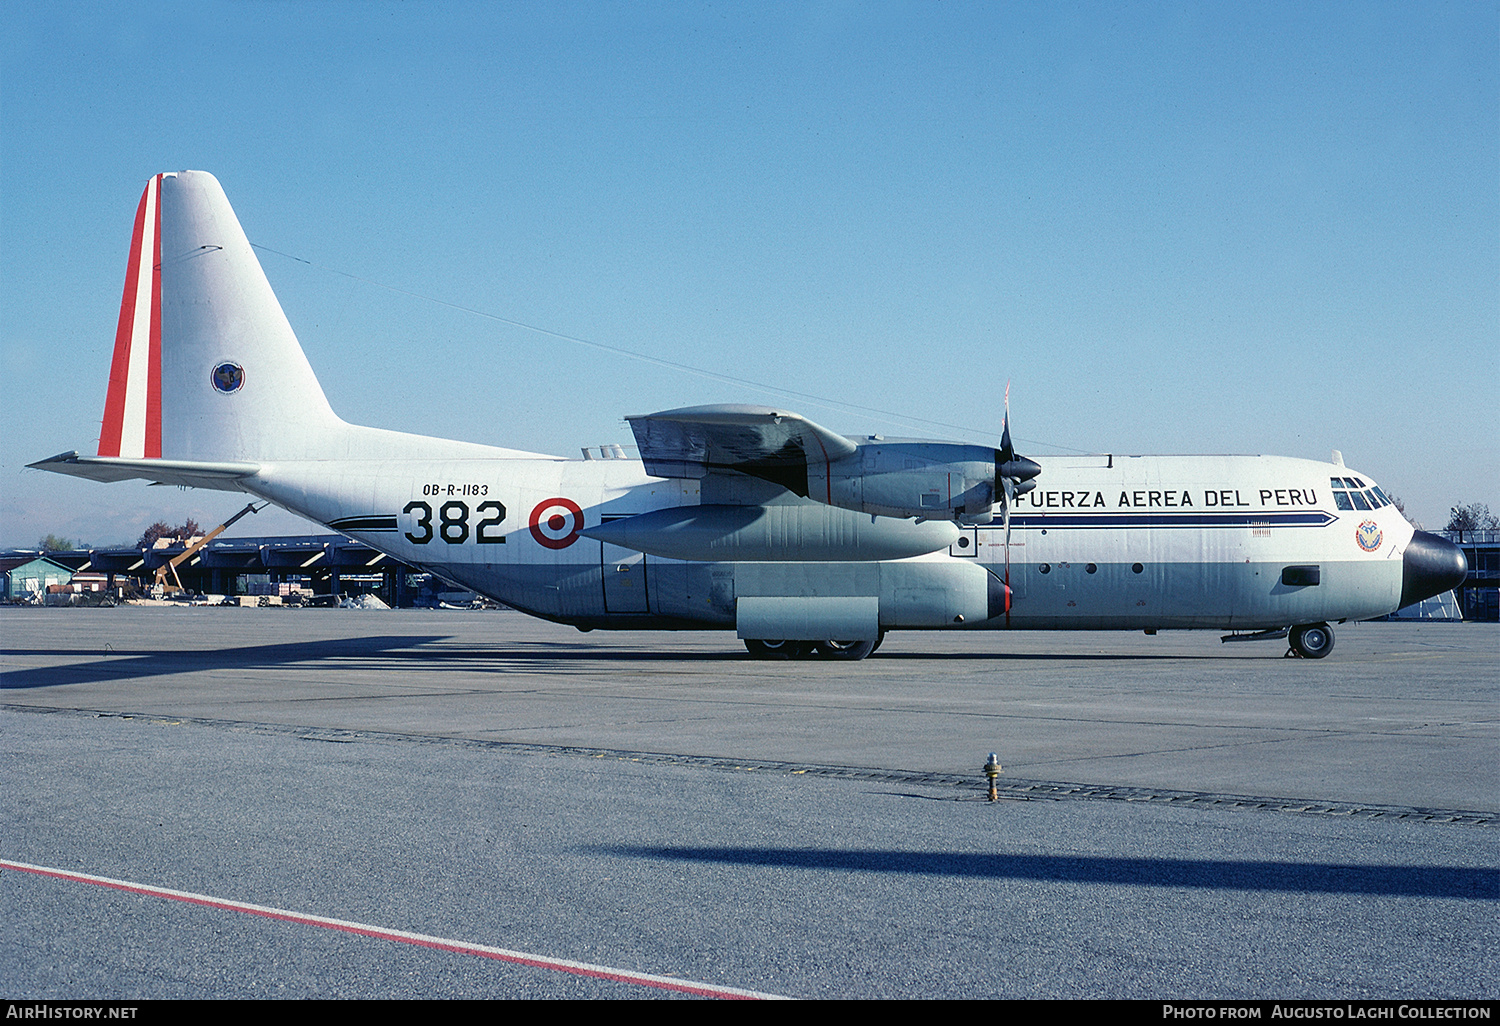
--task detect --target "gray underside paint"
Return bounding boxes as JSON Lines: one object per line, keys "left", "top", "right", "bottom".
{"left": 432, "top": 551, "right": 1400, "bottom": 633}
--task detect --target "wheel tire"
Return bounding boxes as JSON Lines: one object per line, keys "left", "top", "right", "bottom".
{"left": 814, "top": 639, "right": 876, "bottom": 661}
{"left": 744, "top": 639, "right": 807, "bottom": 660}
{"left": 1289, "top": 622, "right": 1335, "bottom": 659}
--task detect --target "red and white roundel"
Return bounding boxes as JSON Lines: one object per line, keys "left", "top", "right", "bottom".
{"left": 529, "top": 497, "right": 583, "bottom": 549}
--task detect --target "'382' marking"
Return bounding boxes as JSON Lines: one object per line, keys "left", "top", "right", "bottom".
{"left": 402, "top": 500, "right": 506, "bottom": 544}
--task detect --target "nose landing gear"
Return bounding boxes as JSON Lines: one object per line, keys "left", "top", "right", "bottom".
{"left": 1287, "top": 622, "right": 1335, "bottom": 659}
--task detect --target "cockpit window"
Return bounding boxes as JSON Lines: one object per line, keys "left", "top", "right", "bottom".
{"left": 1331, "top": 477, "right": 1383, "bottom": 512}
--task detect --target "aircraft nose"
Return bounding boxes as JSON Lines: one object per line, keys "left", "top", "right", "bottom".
{"left": 1400, "top": 530, "right": 1467, "bottom": 609}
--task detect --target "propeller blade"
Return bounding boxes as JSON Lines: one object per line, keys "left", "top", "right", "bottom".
{"left": 993, "top": 383, "right": 1031, "bottom": 626}
{"left": 1002, "top": 475, "right": 1014, "bottom": 623}
{"left": 1002, "top": 476, "right": 1015, "bottom": 554}
{"left": 994, "top": 384, "right": 1039, "bottom": 498}
{"left": 998, "top": 382, "right": 1014, "bottom": 465}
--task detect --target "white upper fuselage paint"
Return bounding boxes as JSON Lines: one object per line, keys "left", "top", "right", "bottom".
{"left": 241, "top": 447, "right": 1409, "bottom": 632}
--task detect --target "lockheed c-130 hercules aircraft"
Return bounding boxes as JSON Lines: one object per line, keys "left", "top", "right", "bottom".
{"left": 32, "top": 172, "right": 1467, "bottom": 660}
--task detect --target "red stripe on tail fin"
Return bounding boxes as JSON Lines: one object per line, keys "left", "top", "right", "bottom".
{"left": 98, "top": 178, "right": 152, "bottom": 457}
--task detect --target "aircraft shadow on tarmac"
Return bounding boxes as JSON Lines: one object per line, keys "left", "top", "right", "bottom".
{"left": 0, "top": 636, "right": 451, "bottom": 690}
{"left": 0, "top": 636, "right": 1236, "bottom": 690}
{"left": 0, "top": 636, "right": 815, "bottom": 690}
{"left": 603, "top": 846, "right": 1500, "bottom": 899}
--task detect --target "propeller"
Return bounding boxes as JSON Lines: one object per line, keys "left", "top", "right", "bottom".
{"left": 994, "top": 384, "right": 1041, "bottom": 620}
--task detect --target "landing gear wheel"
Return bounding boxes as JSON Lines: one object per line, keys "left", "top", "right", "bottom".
{"left": 814, "top": 639, "right": 876, "bottom": 661}
{"left": 744, "top": 639, "right": 810, "bottom": 660}
{"left": 1288, "top": 622, "right": 1334, "bottom": 659}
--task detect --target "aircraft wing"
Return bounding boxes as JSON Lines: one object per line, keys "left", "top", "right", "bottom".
{"left": 28, "top": 451, "right": 260, "bottom": 492}
{"left": 625, "top": 405, "right": 858, "bottom": 491}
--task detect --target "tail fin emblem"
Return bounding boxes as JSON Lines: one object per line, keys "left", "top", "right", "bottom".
{"left": 212, "top": 362, "right": 245, "bottom": 393}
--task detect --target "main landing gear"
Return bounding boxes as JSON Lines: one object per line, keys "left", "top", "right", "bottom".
{"left": 1287, "top": 622, "right": 1335, "bottom": 659}
{"left": 743, "top": 636, "right": 883, "bottom": 661}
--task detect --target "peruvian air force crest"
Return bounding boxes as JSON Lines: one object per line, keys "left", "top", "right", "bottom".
{"left": 212, "top": 362, "right": 245, "bottom": 394}
{"left": 1355, "top": 520, "right": 1383, "bottom": 552}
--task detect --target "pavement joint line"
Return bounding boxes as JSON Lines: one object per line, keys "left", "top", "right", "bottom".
{"left": 5, "top": 702, "right": 1496, "bottom": 827}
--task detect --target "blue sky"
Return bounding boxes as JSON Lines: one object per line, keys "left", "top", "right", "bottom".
{"left": 2, "top": 1, "right": 1495, "bottom": 546}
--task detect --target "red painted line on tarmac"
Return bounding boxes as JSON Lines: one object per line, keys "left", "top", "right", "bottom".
{"left": 2, "top": 858, "right": 783, "bottom": 999}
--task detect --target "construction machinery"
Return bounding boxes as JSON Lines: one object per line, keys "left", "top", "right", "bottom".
{"left": 153, "top": 502, "right": 264, "bottom": 596}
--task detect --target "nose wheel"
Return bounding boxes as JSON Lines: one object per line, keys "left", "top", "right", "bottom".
{"left": 1288, "top": 622, "right": 1334, "bottom": 659}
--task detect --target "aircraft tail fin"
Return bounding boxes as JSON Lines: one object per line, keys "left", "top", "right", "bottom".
{"left": 97, "top": 171, "right": 342, "bottom": 462}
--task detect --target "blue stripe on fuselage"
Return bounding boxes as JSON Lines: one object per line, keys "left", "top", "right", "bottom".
{"left": 996, "top": 511, "right": 1336, "bottom": 530}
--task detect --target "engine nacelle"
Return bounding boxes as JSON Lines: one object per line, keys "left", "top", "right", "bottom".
{"left": 807, "top": 440, "right": 1000, "bottom": 522}
{"left": 626, "top": 404, "right": 1039, "bottom": 525}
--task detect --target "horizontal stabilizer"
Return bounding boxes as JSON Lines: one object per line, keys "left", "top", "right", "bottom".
{"left": 28, "top": 451, "right": 259, "bottom": 492}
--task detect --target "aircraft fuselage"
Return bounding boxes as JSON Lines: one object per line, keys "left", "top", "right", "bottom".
{"left": 246, "top": 449, "right": 1412, "bottom": 634}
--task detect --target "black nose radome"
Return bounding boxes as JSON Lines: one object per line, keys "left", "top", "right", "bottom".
{"left": 1400, "top": 531, "right": 1467, "bottom": 609}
